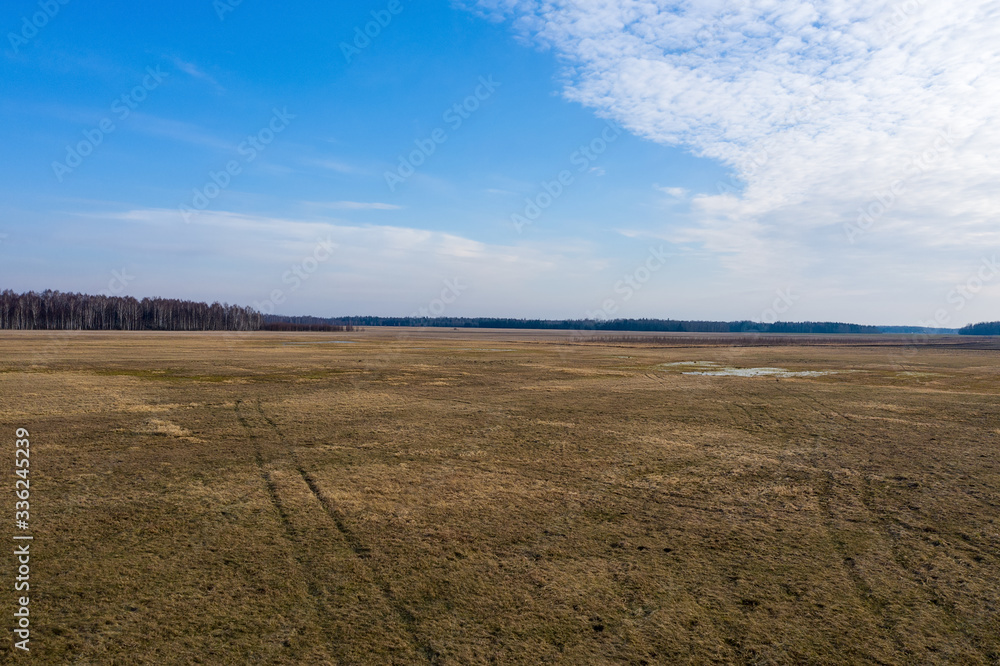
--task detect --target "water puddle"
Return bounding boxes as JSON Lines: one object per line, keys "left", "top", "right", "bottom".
{"left": 661, "top": 362, "right": 836, "bottom": 378}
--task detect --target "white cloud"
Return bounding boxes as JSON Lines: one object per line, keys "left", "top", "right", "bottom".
{"left": 466, "top": 0, "right": 1000, "bottom": 321}
{"left": 170, "top": 57, "right": 224, "bottom": 92}
{"left": 94, "top": 208, "right": 618, "bottom": 317}
{"left": 655, "top": 185, "right": 688, "bottom": 199}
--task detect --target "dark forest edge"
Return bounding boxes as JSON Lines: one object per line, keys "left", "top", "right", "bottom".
{"left": 0, "top": 291, "right": 994, "bottom": 334}
{"left": 958, "top": 321, "right": 1000, "bottom": 336}
{"left": 0, "top": 290, "right": 261, "bottom": 331}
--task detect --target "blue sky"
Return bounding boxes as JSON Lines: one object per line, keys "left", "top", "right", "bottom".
{"left": 2, "top": 0, "right": 998, "bottom": 325}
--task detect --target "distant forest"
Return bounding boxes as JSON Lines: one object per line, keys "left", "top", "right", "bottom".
{"left": 0, "top": 290, "right": 261, "bottom": 331}
{"left": 3, "top": 290, "right": 991, "bottom": 335}
{"left": 264, "top": 315, "right": 882, "bottom": 335}
{"left": 959, "top": 321, "right": 1000, "bottom": 335}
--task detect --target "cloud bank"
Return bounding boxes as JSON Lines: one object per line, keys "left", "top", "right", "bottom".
{"left": 89, "top": 208, "right": 613, "bottom": 318}
{"left": 466, "top": 0, "right": 1000, "bottom": 319}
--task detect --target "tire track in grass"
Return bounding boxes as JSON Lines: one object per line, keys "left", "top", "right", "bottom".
{"left": 708, "top": 379, "right": 905, "bottom": 661}
{"left": 233, "top": 400, "right": 330, "bottom": 652}
{"left": 721, "top": 398, "right": 755, "bottom": 434}
{"left": 445, "top": 454, "right": 738, "bottom": 662}
{"left": 234, "top": 399, "right": 296, "bottom": 551}
{"left": 611, "top": 373, "right": 792, "bottom": 658}
{"left": 240, "top": 398, "right": 427, "bottom": 663}
{"left": 856, "top": 473, "right": 998, "bottom": 662}
{"left": 765, "top": 383, "right": 912, "bottom": 656}
{"left": 711, "top": 382, "right": 839, "bottom": 662}
{"left": 771, "top": 382, "right": 995, "bottom": 662}
{"left": 816, "top": 398, "right": 996, "bottom": 661}
{"left": 787, "top": 384, "right": 856, "bottom": 424}
{"left": 254, "top": 400, "right": 442, "bottom": 665}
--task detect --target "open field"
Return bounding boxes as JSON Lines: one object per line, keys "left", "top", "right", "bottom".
{"left": 1, "top": 329, "right": 998, "bottom": 664}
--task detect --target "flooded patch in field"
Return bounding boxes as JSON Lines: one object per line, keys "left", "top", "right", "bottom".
{"left": 687, "top": 367, "right": 836, "bottom": 377}
{"left": 661, "top": 362, "right": 836, "bottom": 378}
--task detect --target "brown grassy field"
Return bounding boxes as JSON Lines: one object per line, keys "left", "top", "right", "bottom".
{"left": 1, "top": 329, "right": 998, "bottom": 664}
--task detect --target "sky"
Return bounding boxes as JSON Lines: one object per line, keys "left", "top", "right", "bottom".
{"left": 1, "top": 0, "right": 998, "bottom": 326}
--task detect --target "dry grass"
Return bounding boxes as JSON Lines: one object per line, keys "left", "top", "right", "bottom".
{"left": 0, "top": 329, "right": 998, "bottom": 664}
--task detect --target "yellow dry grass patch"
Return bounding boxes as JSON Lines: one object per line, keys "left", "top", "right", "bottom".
{"left": 139, "top": 418, "right": 192, "bottom": 438}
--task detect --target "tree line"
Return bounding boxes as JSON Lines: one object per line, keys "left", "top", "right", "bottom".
{"left": 0, "top": 290, "right": 262, "bottom": 331}
{"left": 266, "top": 315, "right": 882, "bottom": 335}
{"left": 2, "top": 291, "right": 911, "bottom": 335}
{"left": 959, "top": 321, "right": 1000, "bottom": 336}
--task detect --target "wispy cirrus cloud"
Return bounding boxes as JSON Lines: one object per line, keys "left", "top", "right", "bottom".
{"left": 170, "top": 57, "right": 225, "bottom": 93}
{"left": 305, "top": 158, "right": 367, "bottom": 175}
{"left": 306, "top": 201, "right": 404, "bottom": 211}
{"left": 128, "top": 113, "right": 233, "bottom": 150}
